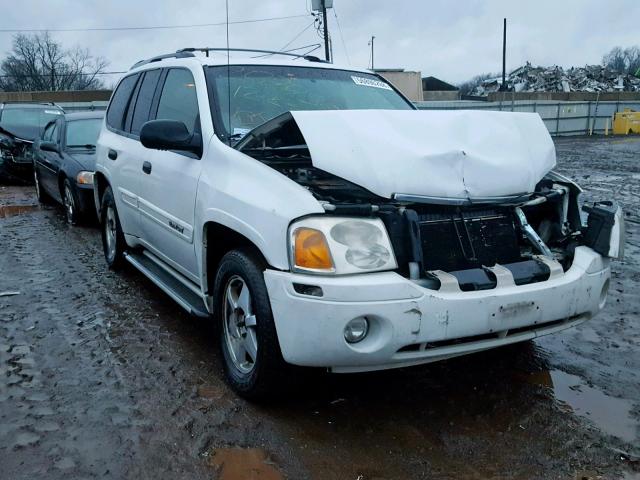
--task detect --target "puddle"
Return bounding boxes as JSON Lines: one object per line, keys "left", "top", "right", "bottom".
{"left": 549, "top": 370, "right": 637, "bottom": 444}
{"left": 0, "top": 204, "right": 38, "bottom": 218}
{"left": 209, "top": 447, "right": 283, "bottom": 480}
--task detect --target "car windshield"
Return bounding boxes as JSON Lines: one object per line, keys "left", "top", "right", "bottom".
{"left": 206, "top": 65, "right": 413, "bottom": 139}
{"left": 0, "top": 106, "right": 63, "bottom": 140}
{"left": 65, "top": 118, "right": 102, "bottom": 148}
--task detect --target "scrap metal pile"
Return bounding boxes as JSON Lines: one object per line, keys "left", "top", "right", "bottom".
{"left": 471, "top": 62, "right": 640, "bottom": 96}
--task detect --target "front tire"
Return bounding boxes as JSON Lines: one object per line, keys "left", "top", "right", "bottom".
{"left": 214, "top": 248, "right": 287, "bottom": 400}
{"left": 33, "top": 167, "right": 52, "bottom": 204}
{"left": 63, "top": 178, "right": 81, "bottom": 225}
{"left": 100, "top": 186, "right": 126, "bottom": 270}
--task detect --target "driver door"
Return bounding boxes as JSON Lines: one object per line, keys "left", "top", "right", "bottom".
{"left": 37, "top": 119, "right": 62, "bottom": 201}
{"left": 137, "top": 68, "right": 203, "bottom": 281}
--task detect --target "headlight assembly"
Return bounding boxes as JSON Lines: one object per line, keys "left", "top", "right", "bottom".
{"left": 76, "top": 171, "right": 94, "bottom": 185}
{"left": 289, "top": 216, "right": 397, "bottom": 275}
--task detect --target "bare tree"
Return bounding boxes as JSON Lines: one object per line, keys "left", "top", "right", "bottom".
{"left": 602, "top": 46, "right": 640, "bottom": 76}
{"left": 0, "top": 32, "right": 109, "bottom": 91}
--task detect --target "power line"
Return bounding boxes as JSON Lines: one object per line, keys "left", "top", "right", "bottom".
{"left": 332, "top": 7, "right": 350, "bottom": 65}
{"left": 280, "top": 21, "right": 316, "bottom": 52}
{"left": 0, "top": 14, "right": 310, "bottom": 33}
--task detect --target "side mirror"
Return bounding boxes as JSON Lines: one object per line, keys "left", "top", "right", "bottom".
{"left": 140, "top": 120, "right": 202, "bottom": 156}
{"left": 40, "top": 141, "right": 59, "bottom": 153}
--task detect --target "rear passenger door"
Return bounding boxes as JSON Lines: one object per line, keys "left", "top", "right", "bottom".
{"left": 136, "top": 68, "right": 202, "bottom": 280}
{"left": 102, "top": 72, "right": 144, "bottom": 237}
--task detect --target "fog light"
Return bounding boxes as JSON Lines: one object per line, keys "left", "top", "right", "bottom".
{"left": 344, "top": 316, "right": 369, "bottom": 343}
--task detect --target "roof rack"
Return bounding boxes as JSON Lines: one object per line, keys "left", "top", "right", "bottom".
{"left": 130, "top": 48, "right": 327, "bottom": 70}
{"left": 177, "top": 47, "right": 326, "bottom": 63}
{"left": 0, "top": 101, "right": 59, "bottom": 106}
{"left": 131, "top": 51, "right": 196, "bottom": 70}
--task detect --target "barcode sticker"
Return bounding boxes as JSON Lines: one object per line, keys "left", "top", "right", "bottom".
{"left": 351, "top": 76, "right": 392, "bottom": 90}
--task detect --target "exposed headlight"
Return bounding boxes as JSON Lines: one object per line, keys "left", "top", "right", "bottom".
{"left": 289, "top": 217, "right": 397, "bottom": 275}
{"left": 76, "top": 171, "right": 94, "bottom": 185}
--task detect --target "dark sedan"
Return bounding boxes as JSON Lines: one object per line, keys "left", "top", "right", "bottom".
{"left": 33, "top": 111, "right": 104, "bottom": 225}
{"left": 0, "top": 102, "right": 65, "bottom": 184}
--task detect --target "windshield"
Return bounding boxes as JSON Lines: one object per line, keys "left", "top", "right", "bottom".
{"left": 65, "top": 118, "right": 102, "bottom": 148}
{"left": 206, "top": 65, "right": 413, "bottom": 139}
{"left": 0, "top": 106, "right": 63, "bottom": 140}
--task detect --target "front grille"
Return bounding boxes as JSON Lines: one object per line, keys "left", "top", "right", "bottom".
{"left": 418, "top": 209, "right": 521, "bottom": 272}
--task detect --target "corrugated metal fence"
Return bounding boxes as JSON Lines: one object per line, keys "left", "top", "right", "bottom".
{"left": 57, "top": 98, "right": 639, "bottom": 137}
{"left": 415, "top": 100, "right": 640, "bottom": 136}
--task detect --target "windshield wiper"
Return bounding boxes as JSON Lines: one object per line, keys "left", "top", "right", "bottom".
{"left": 67, "top": 144, "right": 96, "bottom": 149}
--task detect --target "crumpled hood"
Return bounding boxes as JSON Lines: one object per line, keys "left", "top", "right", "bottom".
{"left": 289, "top": 109, "right": 556, "bottom": 200}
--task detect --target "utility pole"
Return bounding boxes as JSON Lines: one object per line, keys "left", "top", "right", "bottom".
{"left": 500, "top": 18, "right": 507, "bottom": 91}
{"left": 321, "top": 0, "right": 330, "bottom": 62}
{"left": 370, "top": 36, "right": 375, "bottom": 69}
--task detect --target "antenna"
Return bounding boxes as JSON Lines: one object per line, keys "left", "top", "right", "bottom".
{"left": 225, "top": 0, "right": 231, "bottom": 145}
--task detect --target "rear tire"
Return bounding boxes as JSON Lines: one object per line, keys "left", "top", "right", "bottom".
{"left": 214, "top": 248, "right": 288, "bottom": 400}
{"left": 100, "top": 186, "right": 126, "bottom": 270}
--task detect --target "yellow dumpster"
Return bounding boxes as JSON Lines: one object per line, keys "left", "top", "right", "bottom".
{"left": 613, "top": 109, "right": 640, "bottom": 135}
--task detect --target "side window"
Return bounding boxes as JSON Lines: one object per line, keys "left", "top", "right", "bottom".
{"left": 50, "top": 122, "right": 60, "bottom": 143}
{"left": 130, "top": 69, "right": 161, "bottom": 135}
{"left": 155, "top": 69, "right": 199, "bottom": 133}
{"left": 42, "top": 121, "right": 55, "bottom": 141}
{"left": 106, "top": 73, "right": 140, "bottom": 131}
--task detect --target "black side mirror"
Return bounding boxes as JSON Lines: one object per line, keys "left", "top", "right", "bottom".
{"left": 140, "top": 120, "right": 202, "bottom": 156}
{"left": 40, "top": 141, "right": 59, "bottom": 153}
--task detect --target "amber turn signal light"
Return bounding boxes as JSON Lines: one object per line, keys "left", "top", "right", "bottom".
{"left": 293, "top": 228, "right": 334, "bottom": 271}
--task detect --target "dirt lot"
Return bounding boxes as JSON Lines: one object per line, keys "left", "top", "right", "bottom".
{"left": 1, "top": 136, "right": 639, "bottom": 480}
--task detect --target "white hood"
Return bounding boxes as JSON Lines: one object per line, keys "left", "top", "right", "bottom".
{"left": 289, "top": 109, "right": 556, "bottom": 201}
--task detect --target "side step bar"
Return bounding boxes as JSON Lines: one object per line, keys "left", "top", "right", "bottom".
{"left": 124, "top": 251, "right": 210, "bottom": 318}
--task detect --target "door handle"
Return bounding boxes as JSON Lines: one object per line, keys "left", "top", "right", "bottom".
{"left": 142, "top": 161, "right": 152, "bottom": 174}
{"left": 108, "top": 149, "right": 118, "bottom": 160}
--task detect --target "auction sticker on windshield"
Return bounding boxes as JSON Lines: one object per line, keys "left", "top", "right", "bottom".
{"left": 351, "top": 76, "right": 392, "bottom": 90}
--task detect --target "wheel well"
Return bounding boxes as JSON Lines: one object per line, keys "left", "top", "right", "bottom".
{"left": 204, "top": 222, "right": 268, "bottom": 295}
{"left": 94, "top": 172, "right": 108, "bottom": 215}
{"left": 57, "top": 172, "right": 67, "bottom": 197}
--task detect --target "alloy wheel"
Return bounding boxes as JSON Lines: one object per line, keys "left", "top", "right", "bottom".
{"left": 222, "top": 275, "right": 258, "bottom": 374}
{"left": 104, "top": 206, "right": 117, "bottom": 261}
{"left": 64, "top": 185, "right": 75, "bottom": 224}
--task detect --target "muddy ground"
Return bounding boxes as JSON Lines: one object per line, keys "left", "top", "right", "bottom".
{"left": 0, "top": 136, "right": 639, "bottom": 480}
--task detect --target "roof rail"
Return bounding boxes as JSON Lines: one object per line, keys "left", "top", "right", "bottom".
{"left": 177, "top": 47, "right": 327, "bottom": 63}
{"left": 130, "top": 51, "right": 196, "bottom": 70}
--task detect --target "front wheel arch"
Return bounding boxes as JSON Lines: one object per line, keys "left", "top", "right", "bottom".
{"left": 203, "top": 221, "right": 271, "bottom": 301}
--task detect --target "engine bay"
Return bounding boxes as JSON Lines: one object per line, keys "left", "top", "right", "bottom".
{"left": 236, "top": 113, "right": 620, "bottom": 290}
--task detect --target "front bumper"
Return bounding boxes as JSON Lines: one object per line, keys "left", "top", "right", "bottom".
{"left": 75, "top": 183, "right": 97, "bottom": 218}
{"left": 0, "top": 156, "right": 33, "bottom": 183}
{"left": 264, "top": 246, "right": 610, "bottom": 372}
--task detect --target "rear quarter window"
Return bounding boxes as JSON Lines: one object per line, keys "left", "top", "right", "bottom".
{"left": 106, "top": 73, "right": 140, "bottom": 131}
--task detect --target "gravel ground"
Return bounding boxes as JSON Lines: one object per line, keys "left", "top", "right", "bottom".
{"left": 0, "top": 136, "right": 638, "bottom": 480}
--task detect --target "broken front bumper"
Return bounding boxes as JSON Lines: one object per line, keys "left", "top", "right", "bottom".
{"left": 264, "top": 246, "right": 610, "bottom": 373}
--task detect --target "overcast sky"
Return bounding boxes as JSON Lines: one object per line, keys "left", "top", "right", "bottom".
{"left": 1, "top": 0, "right": 638, "bottom": 87}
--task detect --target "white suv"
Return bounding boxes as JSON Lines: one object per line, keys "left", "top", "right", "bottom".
{"left": 94, "top": 48, "right": 623, "bottom": 398}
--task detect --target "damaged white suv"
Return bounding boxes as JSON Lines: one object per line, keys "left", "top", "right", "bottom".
{"left": 94, "top": 49, "right": 624, "bottom": 398}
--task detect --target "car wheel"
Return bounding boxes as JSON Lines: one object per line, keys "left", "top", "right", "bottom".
{"left": 33, "top": 168, "right": 51, "bottom": 204}
{"left": 214, "top": 248, "right": 288, "bottom": 400}
{"left": 100, "top": 186, "right": 126, "bottom": 269}
{"left": 62, "top": 178, "right": 81, "bottom": 225}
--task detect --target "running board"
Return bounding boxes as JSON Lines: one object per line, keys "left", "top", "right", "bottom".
{"left": 124, "top": 251, "right": 210, "bottom": 318}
